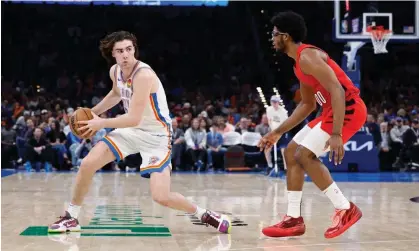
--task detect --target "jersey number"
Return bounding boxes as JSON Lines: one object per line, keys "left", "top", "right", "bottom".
{"left": 314, "top": 91, "right": 326, "bottom": 106}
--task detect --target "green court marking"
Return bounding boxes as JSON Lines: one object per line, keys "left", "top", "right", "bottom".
{"left": 20, "top": 226, "right": 171, "bottom": 236}
{"left": 92, "top": 214, "right": 144, "bottom": 217}
{"left": 83, "top": 226, "right": 170, "bottom": 232}
{"left": 89, "top": 222, "right": 144, "bottom": 225}
{"left": 79, "top": 233, "right": 171, "bottom": 237}
{"left": 90, "top": 217, "right": 144, "bottom": 221}
{"left": 21, "top": 205, "right": 171, "bottom": 237}
{"left": 94, "top": 210, "right": 142, "bottom": 214}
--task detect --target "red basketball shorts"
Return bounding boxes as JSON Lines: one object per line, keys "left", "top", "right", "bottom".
{"left": 293, "top": 97, "right": 367, "bottom": 157}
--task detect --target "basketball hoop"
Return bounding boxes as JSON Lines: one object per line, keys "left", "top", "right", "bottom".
{"left": 366, "top": 26, "right": 392, "bottom": 54}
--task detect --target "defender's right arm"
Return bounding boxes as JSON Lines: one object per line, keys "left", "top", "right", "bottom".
{"left": 91, "top": 65, "right": 122, "bottom": 115}
{"left": 273, "top": 83, "right": 317, "bottom": 135}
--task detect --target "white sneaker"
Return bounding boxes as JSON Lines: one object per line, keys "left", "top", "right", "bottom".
{"left": 48, "top": 211, "right": 81, "bottom": 233}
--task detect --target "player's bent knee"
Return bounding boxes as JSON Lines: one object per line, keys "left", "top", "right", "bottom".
{"left": 294, "top": 146, "right": 315, "bottom": 166}
{"left": 284, "top": 141, "right": 298, "bottom": 166}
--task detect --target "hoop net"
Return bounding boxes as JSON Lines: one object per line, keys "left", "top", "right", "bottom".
{"left": 366, "top": 26, "right": 392, "bottom": 54}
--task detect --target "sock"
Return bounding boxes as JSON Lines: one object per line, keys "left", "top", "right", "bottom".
{"left": 287, "top": 191, "right": 302, "bottom": 218}
{"left": 323, "top": 182, "right": 350, "bottom": 210}
{"left": 67, "top": 203, "right": 81, "bottom": 218}
{"left": 193, "top": 205, "right": 207, "bottom": 219}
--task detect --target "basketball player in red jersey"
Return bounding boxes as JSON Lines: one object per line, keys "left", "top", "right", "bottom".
{"left": 258, "top": 11, "right": 366, "bottom": 238}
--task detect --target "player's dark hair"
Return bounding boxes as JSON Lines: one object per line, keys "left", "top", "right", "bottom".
{"left": 99, "top": 31, "right": 139, "bottom": 63}
{"left": 271, "top": 11, "right": 307, "bottom": 43}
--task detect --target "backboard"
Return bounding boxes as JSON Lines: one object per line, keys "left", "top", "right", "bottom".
{"left": 333, "top": 0, "right": 419, "bottom": 43}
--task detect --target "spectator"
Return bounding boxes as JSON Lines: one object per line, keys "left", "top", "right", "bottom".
{"left": 171, "top": 119, "right": 185, "bottom": 171}
{"left": 403, "top": 119, "right": 419, "bottom": 147}
{"left": 180, "top": 114, "right": 191, "bottom": 132}
{"left": 1, "top": 121, "right": 18, "bottom": 168}
{"left": 206, "top": 123, "right": 226, "bottom": 171}
{"left": 200, "top": 118, "right": 208, "bottom": 132}
{"left": 365, "top": 114, "right": 382, "bottom": 147}
{"left": 390, "top": 117, "right": 410, "bottom": 168}
{"left": 379, "top": 122, "right": 392, "bottom": 170}
{"left": 46, "top": 120, "right": 71, "bottom": 169}
{"left": 256, "top": 113, "right": 276, "bottom": 169}
{"left": 14, "top": 110, "right": 30, "bottom": 132}
{"left": 255, "top": 114, "right": 270, "bottom": 136}
{"left": 185, "top": 118, "right": 207, "bottom": 171}
{"left": 216, "top": 116, "right": 235, "bottom": 136}
{"left": 266, "top": 96, "right": 289, "bottom": 170}
{"left": 25, "top": 127, "right": 54, "bottom": 171}
{"left": 70, "top": 128, "right": 107, "bottom": 170}
{"left": 235, "top": 117, "right": 254, "bottom": 134}
{"left": 402, "top": 119, "right": 419, "bottom": 168}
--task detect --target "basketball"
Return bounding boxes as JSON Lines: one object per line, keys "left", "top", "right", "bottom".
{"left": 69, "top": 107, "right": 95, "bottom": 139}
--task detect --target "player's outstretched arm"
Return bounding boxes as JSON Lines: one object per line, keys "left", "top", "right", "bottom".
{"left": 91, "top": 65, "right": 122, "bottom": 116}
{"left": 272, "top": 83, "right": 316, "bottom": 135}
{"left": 101, "top": 68, "right": 154, "bottom": 129}
{"left": 299, "top": 49, "right": 345, "bottom": 135}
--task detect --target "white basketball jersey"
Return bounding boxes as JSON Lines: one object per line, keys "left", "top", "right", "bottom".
{"left": 115, "top": 61, "right": 172, "bottom": 136}
{"left": 266, "top": 105, "right": 288, "bottom": 130}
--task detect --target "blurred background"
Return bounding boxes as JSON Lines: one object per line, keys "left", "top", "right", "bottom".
{"left": 1, "top": 0, "right": 418, "bottom": 174}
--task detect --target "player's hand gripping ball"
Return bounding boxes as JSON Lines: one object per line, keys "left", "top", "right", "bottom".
{"left": 69, "top": 108, "right": 97, "bottom": 139}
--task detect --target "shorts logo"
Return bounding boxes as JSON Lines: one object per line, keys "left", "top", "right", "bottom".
{"left": 148, "top": 156, "right": 160, "bottom": 165}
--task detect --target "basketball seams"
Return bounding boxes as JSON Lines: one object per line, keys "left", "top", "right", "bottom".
{"left": 71, "top": 112, "right": 80, "bottom": 136}
{"left": 82, "top": 108, "right": 92, "bottom": 120}
{"left": 70, "top": 108, "right": 94, "bottom": 138}
{"left": 82, "top": 108, "right": 93, "bottom": 137}
{"left": 75, "top": 111, "right": 81, "bottom": 135}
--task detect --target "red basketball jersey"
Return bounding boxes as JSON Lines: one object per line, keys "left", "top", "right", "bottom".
{"left": 293, "top": 44, "right": 360, "bottom": 114}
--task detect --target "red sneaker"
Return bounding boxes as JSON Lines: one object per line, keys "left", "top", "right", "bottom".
{"left": 324, "top": 202, "right": 362, "bottom": 239}
{"left": 262, "top": 215, "right": 306, "bottom": 237}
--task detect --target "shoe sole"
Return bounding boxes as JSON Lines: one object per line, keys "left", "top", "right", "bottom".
{"left": 48, "top": 226, "right": 81, "bottom": 233}
{"left": 324, "top": 210, "right": 362, "bottom": 239}
{"left": 262, "top": 226, "right": 306, "bottom": 237}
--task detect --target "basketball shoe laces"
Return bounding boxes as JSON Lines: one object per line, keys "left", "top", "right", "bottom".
{"left": 272, "top": 215, "right": 292, "bottom": 228}
{"left": 330, "top": 209, "right": 346, "bottom": 228}
{"left": 53, "top": 212, "right": 72, "bottom": 224}
{"left": 53, "top": 215, "right": 69, "bottom": 224}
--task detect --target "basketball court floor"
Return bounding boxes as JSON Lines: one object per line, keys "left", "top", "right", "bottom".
{"left": 2, "top": 170, "right": 419, "bottom": 251}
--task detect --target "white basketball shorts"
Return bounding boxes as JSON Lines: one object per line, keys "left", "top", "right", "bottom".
{"left": 293, "top": 121, "right": 331, "bottom": 157}
{"left": 100, "top": 128, "right": 172, "bottom": 176}
{"left": 293, "top": 98, "right": 367, "bottom": 157}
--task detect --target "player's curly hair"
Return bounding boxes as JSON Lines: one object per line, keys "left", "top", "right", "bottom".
{"left": 271, "top": 11, "right": 307, "bottom": 43}
{"left": 99, "top": 31, "right": 139, "bottom": 64}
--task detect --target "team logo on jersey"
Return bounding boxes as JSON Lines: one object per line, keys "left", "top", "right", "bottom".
{"left": 148, "top": 156, "right": 160, "bottom": 165}
{"left": 126, "top": 79, "right": 132, "bottom": 89}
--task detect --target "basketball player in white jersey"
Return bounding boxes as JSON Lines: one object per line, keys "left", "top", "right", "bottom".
{"left": 48, "top": 31, "right": 231, "bottom": 234}
{"left": 266, "top": 95, "right": 289, "bottom": 170}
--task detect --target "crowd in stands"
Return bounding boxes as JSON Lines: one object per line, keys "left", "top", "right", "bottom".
{"left": 2, "top": 2, "right": 418, "bottom": 172}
